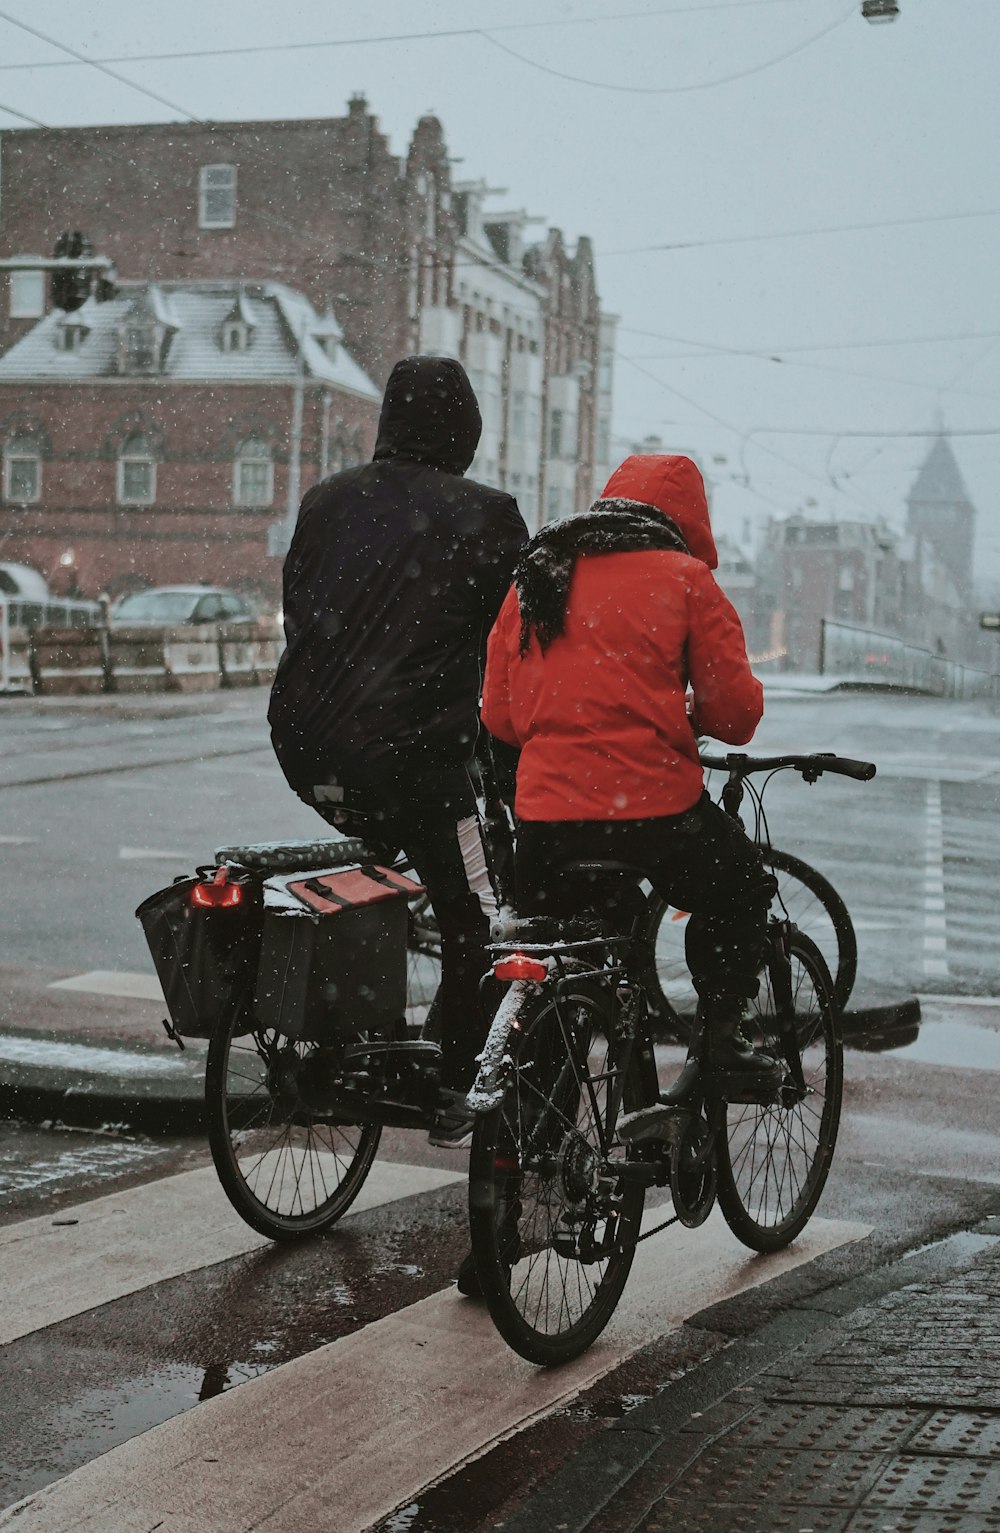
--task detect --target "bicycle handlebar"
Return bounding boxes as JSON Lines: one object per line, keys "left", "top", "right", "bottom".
{"left": 699, "top": 750, "right": 876, "bottom": 782}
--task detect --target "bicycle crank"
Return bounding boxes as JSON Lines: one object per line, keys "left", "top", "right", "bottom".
{"left": 669, "top": 1115, "right": 718, "bottom": 1228}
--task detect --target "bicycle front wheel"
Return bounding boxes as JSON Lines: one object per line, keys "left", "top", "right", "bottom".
{"left": 468, "top": 979, "right": 645, "bottom": 1366}
{"left": 640, "top": 845, "right": 858, "bottom": 1038}
{"left": 716, "top": 931, "right": 843, "bottom": 1253}
{"left": 206, "top": 1014, "right": 381, "bottom": 1242}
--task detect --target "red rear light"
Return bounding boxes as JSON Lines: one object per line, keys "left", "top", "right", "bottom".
{"left": 192, "top": 868, "right": 243, "bottom": 908}
{"left": 492, "top": 953, "right": 548, "bottom": 983}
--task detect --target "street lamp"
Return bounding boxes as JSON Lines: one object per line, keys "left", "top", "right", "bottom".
{"left": 862, "top": 1, "right": 899, "bottom": 21}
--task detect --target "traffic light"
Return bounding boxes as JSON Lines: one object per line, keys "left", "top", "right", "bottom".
{"left": 50, "top": 231, "right": 95, "bottom": 313}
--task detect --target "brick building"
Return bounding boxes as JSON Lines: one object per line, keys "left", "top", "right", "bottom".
{"left": 0, "top": 99, "right": 611, "bottom": 536}
{"left": 0, "top": 279, "right": 379, "bottom": 601}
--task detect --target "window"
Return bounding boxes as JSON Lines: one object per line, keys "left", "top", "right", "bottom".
{"left": 118, "top": 434, "right": 156, "bottom": 506}
{"left": 548, "top": 409, "right": 563, "bottom": 458}
{"left": 222, "top": 321, "right": 249, "bottom": 353}
{"left": 124, "top": 325, "right": 157, "bottom": 371}
{"left": 3, "top": 435, "right": 41, "bottom": 503}
{"left": 58, "top": 324, "right": 88, "bottom": 352}
{"left": 233, "top": 437, "right": 274, "bottom": 508}
{"left": 9, "top": 270, "right": 44, "bottom": 319}
{"left": 199, "top": 164, "right": 237, "bottom": 229}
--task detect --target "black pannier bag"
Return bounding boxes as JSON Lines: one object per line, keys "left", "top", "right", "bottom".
{"left": 136, "top": 867, "right": 263, "bottom": 1039}
{"left": 255, "top": 864, "right": 424, "bottom": 1042}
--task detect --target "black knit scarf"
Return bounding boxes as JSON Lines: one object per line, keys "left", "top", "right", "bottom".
{"left": 516, "top": 497, "right": 689, "bottom": 654}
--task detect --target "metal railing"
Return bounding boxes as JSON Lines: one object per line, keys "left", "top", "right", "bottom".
{"left": 820, "top": 619, "right": 1000, "bottom": 701}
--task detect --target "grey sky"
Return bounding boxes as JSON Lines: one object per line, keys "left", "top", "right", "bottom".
{"left": 1, "top": 0, "right": 997, "bottom": 574}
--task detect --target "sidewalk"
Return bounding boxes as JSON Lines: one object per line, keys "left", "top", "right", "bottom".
{"left": 495, "top": 1224, "right": 1000, "bottom": 1533}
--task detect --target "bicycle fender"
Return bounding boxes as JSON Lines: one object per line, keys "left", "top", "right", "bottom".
{"left": 466, "top": 979, "right": 532, "bottom": 1114}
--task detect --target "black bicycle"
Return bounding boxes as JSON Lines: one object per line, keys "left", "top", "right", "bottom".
{"left": 405, "top": 757, "right": 859, "bottom": 1043}
{"left": 465, "top": 750, "right": 874, "bottom": 1366}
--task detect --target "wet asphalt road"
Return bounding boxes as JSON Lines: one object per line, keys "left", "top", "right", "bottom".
{"left": 2, "top": 688, "right": 1000, "bottom": 1523}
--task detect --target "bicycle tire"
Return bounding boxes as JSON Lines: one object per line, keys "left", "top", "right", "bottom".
{"left": 205, "top": 1013, "right": 381, "bottom": 1242}
{"left": 716, "top": 930, "right": 843, "bottom": 1253}
{"left": 405, "top": 891, "right": 442, "bottom": 1038}
{"left": 468, "top": 977, "right": 645, "bottom": 1366}
{"left": 639, "top": 846, "right": 857, "bottom": 1040}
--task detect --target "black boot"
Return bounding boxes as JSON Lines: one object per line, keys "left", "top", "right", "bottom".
{"left": 701, "top": 998, "right": 782, "bottom": 1103}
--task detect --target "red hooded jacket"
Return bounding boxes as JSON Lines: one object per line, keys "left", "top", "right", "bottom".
{"left": 481, "top": 454, "right": 763, "bottom": 821}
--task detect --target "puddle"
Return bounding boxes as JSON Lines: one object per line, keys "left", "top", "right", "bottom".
{"left": 894, "top": 1019, "right": 1000, "bottom": 1071}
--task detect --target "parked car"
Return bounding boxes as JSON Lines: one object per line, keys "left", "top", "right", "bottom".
{"left": 109, "top": 586, "right": 258, "bottom": 627}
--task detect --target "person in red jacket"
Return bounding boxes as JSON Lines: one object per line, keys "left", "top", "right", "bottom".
{"left": 481, "top": 452, "right": 777, "bottom": 1084}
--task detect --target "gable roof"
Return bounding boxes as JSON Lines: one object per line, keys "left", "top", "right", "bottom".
{"left": 907, "top": 433, "right": 974, "bottom": 509}
{"left": 0, "top": 280, "right": 379, "bottom": 399}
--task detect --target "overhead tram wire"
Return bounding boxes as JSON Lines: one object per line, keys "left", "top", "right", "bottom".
{"left": 0, "top": 96, "right": 45, "bottom": 126}
{"left": 0, "top": 1, "right": 844, "bottom": 74}
{"left": 618, "top": 323, "right": 1000, "bottom": 356}
{"left": 0, "top": 6, "right": 206, "bottom": 124}
{"left": 617, "top": 351, "right": 888, "bottom": 520}
{"left": 480, "top": 4, "right": 856, "bottom": 94}
{"left": 605, "top": 206, "right": 1000, "bottom": 257}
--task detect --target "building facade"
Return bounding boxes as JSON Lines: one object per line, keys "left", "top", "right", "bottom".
{"left": 0, "top": 100, "right": 612, "bottom": 546}
{"left": 0, "top": 280, "right": 380, "bottom": 600}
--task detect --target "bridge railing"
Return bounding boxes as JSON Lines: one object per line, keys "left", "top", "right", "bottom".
{"left": 820, "top": 619, "right": 1000, "bottom": 701}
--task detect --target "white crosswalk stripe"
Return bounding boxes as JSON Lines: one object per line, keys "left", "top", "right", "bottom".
{"left": 0, "top": 1172, "right": 867, "bottom": 1533}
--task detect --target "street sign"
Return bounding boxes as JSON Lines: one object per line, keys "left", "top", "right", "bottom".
{"left": 980, "top": 613, "right": 1000, "bottom": 631}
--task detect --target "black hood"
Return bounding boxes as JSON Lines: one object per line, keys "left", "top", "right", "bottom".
{"left": 372, "top": 355, "right": 482, "bottom": 475}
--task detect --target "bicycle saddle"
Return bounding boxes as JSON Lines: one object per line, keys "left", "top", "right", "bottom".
{"left": 214, "top": 836, "right": 372, "bottom": 874}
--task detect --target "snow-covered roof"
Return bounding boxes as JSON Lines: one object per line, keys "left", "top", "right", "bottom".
{"left": 0, "top": 280, "right": 379, "bottom": 399}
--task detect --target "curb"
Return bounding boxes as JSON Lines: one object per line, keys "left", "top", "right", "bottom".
{"left": 839, "top": 995, "right": 921, "bottom": 1051}
{"left": 0, "top": 995, "right": 924, "bottom": 1134}
{"left": 0, "top": 1050, "right": 205, "bottom": 1136}
{"left": 493, "top": 1219, "right": 1000, "bottom": 1533}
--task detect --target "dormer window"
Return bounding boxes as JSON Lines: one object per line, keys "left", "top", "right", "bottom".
{"left": 220, "top": 290, "right": 257, "bottom": 353}
{"left": 124, "top": 324, "right": 157, "bottom": 372}
{"left": 56, "top": 317, "right": 90, "bottom": 352}
{"left": 318, "top": 334, "right": 338, "bottom": 362}
{"left": 222, "top": 321, "right": 250, "bottom": 353}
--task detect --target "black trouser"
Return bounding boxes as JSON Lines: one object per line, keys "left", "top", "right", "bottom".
{"left": 515, "top": 794, "right": 774, "bottom": 1004}
{"left": 299, "top": 759, "right": 498, "bottom": 1092}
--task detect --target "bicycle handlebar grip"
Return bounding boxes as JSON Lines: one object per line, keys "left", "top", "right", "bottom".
{"left": 823, "top": 755, "right": 877, "bottom": 781}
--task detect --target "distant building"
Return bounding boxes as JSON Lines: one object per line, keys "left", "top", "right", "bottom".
{"left": 755, "top": 510, "right": 971, "bottom": 673}
{"left": 905, "top": 428, "right": 976, "bottom": 601}
{"left": 0, "top": 279, "right": 380, "bottom": 600}
{"left": 0, "top": 100, "right": 611, "bottom": 539}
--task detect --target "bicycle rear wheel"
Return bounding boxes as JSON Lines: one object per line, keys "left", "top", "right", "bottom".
{"left": 640, "top": 845, "right": 857, "bottom": 1038}
{"left": 206, "top": 1012, "right": 381, "bottom": 1241}
{"left": 468, "top": 979, "right": 644, "bottom": 1366}
{"left": 716, "top": 931, "right": 842, "bottom": 1253}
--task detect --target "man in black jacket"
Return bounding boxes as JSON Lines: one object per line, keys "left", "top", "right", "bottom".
{"left": 269, "top": 355, "right": 528, "bottom": 1142}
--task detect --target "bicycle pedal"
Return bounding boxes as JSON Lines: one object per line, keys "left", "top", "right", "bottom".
{"left": 707, "top": 1064, "right": 782, "bottom": 1106}
{"left": 618, "top": 1104, "right": 690, "bottom": 1146}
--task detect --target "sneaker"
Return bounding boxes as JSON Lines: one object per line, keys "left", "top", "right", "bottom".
{"left": 428, "top": 1111, "right": 475, "bottom": 1149}
{"left": 456, "top": 1248, "right": 481, "bottom": 1297}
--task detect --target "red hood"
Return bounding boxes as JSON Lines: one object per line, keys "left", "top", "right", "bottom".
{"left": 601, "top": 454, "right": 717, "bottom": 570}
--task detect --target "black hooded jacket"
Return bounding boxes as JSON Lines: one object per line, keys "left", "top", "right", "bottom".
{"left": 268, "top": 356, "right": 528, "bottom": 789}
